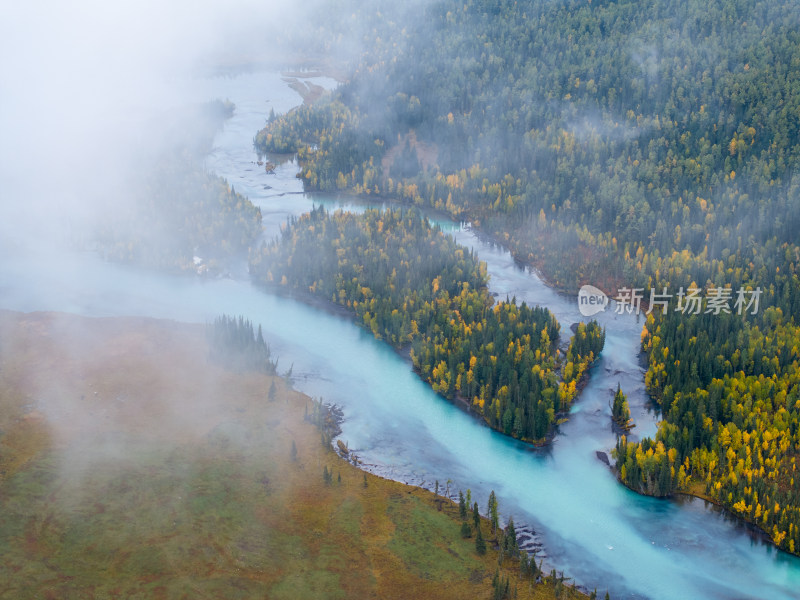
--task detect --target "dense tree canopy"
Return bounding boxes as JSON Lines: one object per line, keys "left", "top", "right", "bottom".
{"left": 251, "top": 207, "right": 603, "bottom": 442}
{"left": 255, "top": 0, "right": 800, "bottom": 553}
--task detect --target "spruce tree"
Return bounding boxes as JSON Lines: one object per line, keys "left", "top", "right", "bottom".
{"left": 476, "top": 525, "right": 486, "bottom": 555}
{"left": 460, "top": 522, "right": 472, "bottom": 538}
{"left": 504, "top": 517, "right": 518, "bottom": 556}
{"left": 488, "top": 490, "right": 499, "bottom": 533}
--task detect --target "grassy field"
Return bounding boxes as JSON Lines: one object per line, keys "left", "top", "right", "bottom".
{"left": 0, "top": 310, "right": 589, "bottom": 599}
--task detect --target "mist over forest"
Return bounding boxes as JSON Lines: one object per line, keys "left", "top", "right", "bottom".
{"left": 255, "top": 0, "right": 800, "bottom": 559}
{"left": 2, "top": 0, "right": 800, "bottom": 598}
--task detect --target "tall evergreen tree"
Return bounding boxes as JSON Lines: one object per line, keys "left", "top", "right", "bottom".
{"left": 504, "top": 516, "right": 517, "bottom": 556}
{"left": 488, "top": 490, "right": 499, "bottom": 533}
{"left": 475, "top": 524, "right": 487, "bottom": 555}
{"left": 459, "top": 490, "right": 467, "bottom": 520}
{"left": 460, "top": 521, "right": 472, "bottom": 538}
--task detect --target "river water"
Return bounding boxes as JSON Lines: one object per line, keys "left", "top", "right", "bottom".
{"left": 1, "top": 69, "right": 798, "bottom": 599}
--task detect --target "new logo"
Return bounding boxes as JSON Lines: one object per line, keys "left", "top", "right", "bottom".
{"left": 578, "top": 285, "right": 608, "bottom": 316}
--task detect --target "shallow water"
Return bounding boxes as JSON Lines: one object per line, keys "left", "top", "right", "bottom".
{"left": 1, "top": 69, "right": 798, "bottom": 599}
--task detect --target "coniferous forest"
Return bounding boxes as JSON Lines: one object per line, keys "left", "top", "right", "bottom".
{"left": 16, "top": 0, "right": 800, "bottom": 597}
{"left": 251, "top": 206, "right": 604, "bottom": 442}
{"left": 254, "top": 0, "right": 800, "bottom": 554}
{"left": 207, "top": 314, "right": 277, "bottom": 374}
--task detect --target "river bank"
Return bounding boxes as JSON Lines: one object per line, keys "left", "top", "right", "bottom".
{"left": 605, "top": 462, "right": 789, "bottom": 559}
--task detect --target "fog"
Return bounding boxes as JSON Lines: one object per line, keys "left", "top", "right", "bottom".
{"left": 3, "top": 2, "right": 800, "bottom": 597}
{"left": 0, "top": 0, "right": 343, "bottom": 249}
{"left": 0, "top": 0, "right": 430, "bottom": 451}
{"left": 0, "top": 0, "right": 428, "bottom": 502}
{"left": 0, "top": 0, "right": 307, "bottom": 570}
{"left": 0, "top": 0, "right": 335, "bottom": 543}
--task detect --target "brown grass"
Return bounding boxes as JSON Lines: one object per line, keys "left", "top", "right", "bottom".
{"left": 0, "top": 310, "right": 588, "bottom": 599}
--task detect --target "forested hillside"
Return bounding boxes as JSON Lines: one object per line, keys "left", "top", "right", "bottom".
{"left": 255, "top": 0, "right": 800, "bottom": 554}
{"left": 251, "top": 207, "right": 604, "bottom": 442}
